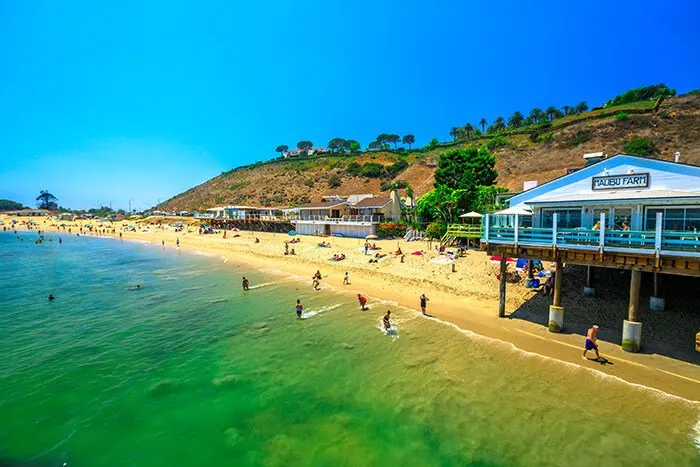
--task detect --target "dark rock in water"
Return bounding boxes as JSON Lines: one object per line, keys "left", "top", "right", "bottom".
{"left": 251, "top": 322, "right": 268, "bottom": 330}
{"left": 340, "top": 342, "right": 355, "bottom": 350}
{"left": 149, "top": 379, "right": 176, "bottom": 397}
{"left": 212, "top": 375, "right": 238, "bottom": 387}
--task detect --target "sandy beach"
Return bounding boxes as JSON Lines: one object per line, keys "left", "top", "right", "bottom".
{"left": 5, "top": 214, "right": 700, "bottom": 401}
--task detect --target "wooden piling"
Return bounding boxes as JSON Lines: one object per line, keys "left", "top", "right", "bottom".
{"left": 629, "top": 270, "right": 641, "bottom": 322}
{"left": 653, "top": 271, "right": 659, "bottom": 297}
{"left": 499, "top": 256, "right": 507, "bottom": 318}
{"left": 527, "top": 260, "right": 534, "bottom": 280}
{"left": 553, "top": 260, "right": 563, "bottom": 307}
{"left": 586, "top": 265, "right": 592, "bottom": 288}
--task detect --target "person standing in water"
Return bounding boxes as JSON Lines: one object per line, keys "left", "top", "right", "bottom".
{"left": 357, "top": 294, "right": 368, "bottom": 311}
{"left": 383, "top": 310, "right": 392, "bottom": 331}
{"left": 583, "top": 325, "right": 601, "bottom": 360}
{"left": 242, "top": 276, "right": 249, "bottom": 290}
{"left": 295, "top": 299, "right": 303, "bottom": 319}
{"left": 420, "top": 293, "right": 429, "bottom": 315}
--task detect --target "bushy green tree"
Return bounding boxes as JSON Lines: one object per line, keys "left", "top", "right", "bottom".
{"left": 275, "top": 145, "right": 288, "bottom": 156}
{"left": 368, "top": 141, "right": 380, "bottom": 151}
{"left": 402, "top": 134, "right": 415, "bottom": 149}
{"left": 387, "top": 134, "right": 401, "bottom": 149}
{"left": 607, "top": 84, "right": 676, "bottom": 106}
{"left": 508, "top": 112, "right": 524, "bottom": 128}
{"left": 328, "top": 138, "right": 346, "bottom": 153}
{"left": 624, "top": 137, "right": 655, "bottom": 156}
{"left": 297, "top": 140, "right": 313, "bottom": 150}
{"left": 347, "top": 140, "right": 361, "bottom": 153}
{"left": 36, "top": 190, "right": 57, "bottom": 210}
{"left": 360, "top": 162, "right": 385, "bottom": 178}
{"left": 0, "top": 199, "right": 25, "bottom": 211}
{"left": 434, "top": 147, "right": 497, "bottom": 191}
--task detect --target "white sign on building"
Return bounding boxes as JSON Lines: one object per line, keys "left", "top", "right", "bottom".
{"left": 591, "top": 173, "right": 649, "bottom": 190}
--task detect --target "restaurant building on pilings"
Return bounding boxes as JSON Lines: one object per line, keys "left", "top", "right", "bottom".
{"left": 482, "top": 153, "right": 700, "bottom": 353}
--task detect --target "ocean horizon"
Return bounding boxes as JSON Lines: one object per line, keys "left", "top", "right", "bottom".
{"left": 1, "top": 231, "right": 698, "bottom": 466}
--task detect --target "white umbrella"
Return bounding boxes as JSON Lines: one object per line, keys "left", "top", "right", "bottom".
{"left": 494, "top": 206, "right": 533, "bottom": 216}
{"left": 459, "top": 211, "right": 483, "bottom": 218}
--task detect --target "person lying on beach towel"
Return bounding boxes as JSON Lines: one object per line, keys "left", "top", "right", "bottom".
{"left": 411, "top": 251, "right": 425, "bottom": 256}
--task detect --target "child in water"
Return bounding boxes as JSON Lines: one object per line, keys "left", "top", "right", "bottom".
{"left": 295, "top": 299, "right": 303, "bottom": 319}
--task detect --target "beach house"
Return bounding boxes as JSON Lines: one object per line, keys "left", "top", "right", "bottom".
{"left": 292, "top": 190, "right": 401, "bottom": 238}
{"left": 482, "top": 152, "right": 700, "bottom": 353}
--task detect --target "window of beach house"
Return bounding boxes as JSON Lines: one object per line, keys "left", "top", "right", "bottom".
{"left": 592, "top": 208, "right": 611, "bottom": 228}
{"left": 644, "top": 207, "right": 700, "bottom": 231}
{"left": 612, "top": 208, "right": 632, "bottom": 230}
{"left": 541, "top": 208, "right": 581, "bottom": 229}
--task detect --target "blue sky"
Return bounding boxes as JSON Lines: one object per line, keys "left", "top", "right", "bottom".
{"left": 0, "top": 0, "right": 698, "bottom": 210}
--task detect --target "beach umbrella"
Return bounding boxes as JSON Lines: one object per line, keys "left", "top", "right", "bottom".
{"left": 288, "top": 230, "right": 297, "bottom": 236}
{"left": 365, "top": 234, "right": 378, "bottom": 240}
{"left": 459, "top": 211, "right": 483, "bottom": 218}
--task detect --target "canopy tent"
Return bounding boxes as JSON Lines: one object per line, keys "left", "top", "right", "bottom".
{"left": 493, "top": 206, "right": 533, "bottom": 216}
{"left": 459, "top": 211, "right": 483, "bottom": 218}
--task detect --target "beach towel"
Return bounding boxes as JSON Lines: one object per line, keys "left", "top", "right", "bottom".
{"left": 411, "top": 251, "right": 424, "bottom": 256}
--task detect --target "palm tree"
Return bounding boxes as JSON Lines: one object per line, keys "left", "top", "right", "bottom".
{"left": 36, "top": 190, "right": 57, "bottom": 209}
{"left": 449, "top": 127, "right": 462, "bottom": 141}
{"left": 479, "top": 118, "right": 487, "bottom": 134}
{"left": 545, "top": 106, "right": 558, "bottom": 121}
{"left": 402, "top": 134, "right": 415, "bottom": 149}
{"left": 562, "top": 105, "right": 572, "bottom": 116}
{"left": 508, "top": 111, "right": 524, "bottom": 128}
{"left": 275, "top": 145, "right": 288, "bottom": 157}
{"left": 462, "top": 123, "right": 476, "bottom": 139}
{"left": 528, "top": 108, "right": 544, "bottom": 124}
{"left": 575, "top": 101, "right": 589, "bottom": 114}
{"left": 492, "top": 116, "right": 506, "bottom": 132}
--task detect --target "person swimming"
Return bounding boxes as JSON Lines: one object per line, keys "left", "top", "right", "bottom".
{"left": 383, "top": 310, "right": 392, "bottom": 331}
{"left": 295, "top": 299, "right": 303, "bottom": 319}
{"left": 48, "top": 294, "right": 55, "bottom": 301}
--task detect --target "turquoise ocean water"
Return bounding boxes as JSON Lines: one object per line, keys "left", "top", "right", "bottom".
{"left": 0, "top": 231, "right": 698, "bottom": 466}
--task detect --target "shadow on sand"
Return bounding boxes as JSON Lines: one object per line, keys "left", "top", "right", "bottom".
{"left": 507, "top": 265, "right": 700, "bottom": 366}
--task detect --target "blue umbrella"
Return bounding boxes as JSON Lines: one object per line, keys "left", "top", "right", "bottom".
{"left": 288, "top": 230, "right": 297, "bottom": 236}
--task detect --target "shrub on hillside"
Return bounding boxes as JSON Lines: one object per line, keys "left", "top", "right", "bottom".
{"left": 385, "top": 159, "right": 408, "bottom": 177}
{"left": 425, "top": 221, "right": 447, "bottom": 240}
{"left": 380, "top": 180, "right": 408, "bottom": 191}
{"left": 565, "top": 131, "right": 591, "bottom": 147}
{"left": 346, "top": 162, "right": 362, "bottom": 176}
{"left": 607, "top": 84, "right": 676, "bottom": 107}
{"left": 360, "top": 162, "right": 385, "bottom": 178}
{"left": 624, "top": 137, "right": 655, "bottom": 156}
{"left": 615, "top": 112, "right": 629, "bottom": 121}
{"left": 328, "top": 175, "right": 342, "bottom": 188}
{"left": 377, "top": 221, "right": 408, "bottom": 238}
{"left": 486, "top": 135, "right": 507, "bottom": 150}
{"left": 539, "top": 133, "right": 554, "bottom": 144}
{"left": 427, "top": 138, "right": 440, "bottom": 149}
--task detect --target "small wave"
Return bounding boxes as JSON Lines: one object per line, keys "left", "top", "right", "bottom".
{"left": 247, "top": 281, "right": 275, "bottom": 290}
{"left": 193, "top": 250, "right": 217, "bottom": 257}
{"left": 301, "top": 303, "right": 342, "bottom": 319}
{"left": 377, "top": 317, "right": 399, "bottom": 339}
{"left": 206, "top": 297, "right": 229, "bottom": 304}
{"left": 693, "top": 419, "right": 700, "bottom": 451}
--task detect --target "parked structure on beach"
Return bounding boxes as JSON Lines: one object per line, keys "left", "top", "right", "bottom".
{"left": 483, "top": 153, "right": 700, "bottom": 353}
{"left": 292, "top": 190, "right": 402, "bottom": 238}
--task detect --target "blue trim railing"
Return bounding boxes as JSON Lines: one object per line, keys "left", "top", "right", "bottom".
{"left": 482, "top": 212, "right": 700, "bottom": 256}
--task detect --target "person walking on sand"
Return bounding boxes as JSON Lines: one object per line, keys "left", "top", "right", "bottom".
{"left": 176, "top": 238, "right": 180, "bottom": 247}
{"left": 343, "top": 271, "right": 350, "bottom": 285}
{"left": 242, "top": 276, "right": 249, "bottom": 290}
{"left": 295, "top": 299, "right": 303, "bottom": 319}
{"left": 420, "top": 293, "right": 429, "bottom": 315}
{"left": 583, "top": 325, "right": 601, "bottom": 360}
{"left": 357, "top": 294, "right": 368, "bottom": 311}
{"left": 364, "top": 242, "right": 369, "bottom": 255}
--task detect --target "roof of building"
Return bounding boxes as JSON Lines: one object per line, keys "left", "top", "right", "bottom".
{"left": 527, "top": 190, "right": 700, "bottom": 205}
{"left": 296, "top": 201, "right": 348, "bottom": 209}
{"left": 352, "top": 197, "right": 392, "bottom": 208}
{"left": 508, "top": 154, "right": 700, "bottom": 207}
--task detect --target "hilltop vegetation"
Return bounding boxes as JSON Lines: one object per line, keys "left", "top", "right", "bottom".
{"left": 0, "top": 199, "right": 25, "bottom": 211}
{"left": 160, "top": 89, "right": 700, "bottom": 213}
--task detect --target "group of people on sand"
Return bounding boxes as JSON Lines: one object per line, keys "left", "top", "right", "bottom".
{"left": 284, "top": 242, "right": 296, "bottom": 255}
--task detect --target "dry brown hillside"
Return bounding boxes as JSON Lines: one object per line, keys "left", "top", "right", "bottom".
{"left": 160, "top": 94, "right": 700, "bottom": 212}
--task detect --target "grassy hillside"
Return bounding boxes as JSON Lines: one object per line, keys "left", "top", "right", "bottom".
{"left": 160, "top": 94, "right": 700, "bottom": 212}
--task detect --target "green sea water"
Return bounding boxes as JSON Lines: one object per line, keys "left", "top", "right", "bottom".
{"left": 1, "top": 231, "right": 699, "bottom": 466}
